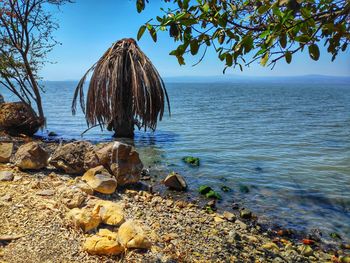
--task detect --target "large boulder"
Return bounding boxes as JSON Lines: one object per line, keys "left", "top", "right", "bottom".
{"left": 0, "top": 102, "right": 41, "bottom": 136}
{"left": 82, "top": 166, "right": 117, "bottom": 194}
{"left": 110, "top": 142, "right": 143, "bottom": 186}
{"left": 94, "top": 200, "right": 124, "bottom": 226}
{"left": 13, "top": 142, "right": 49, "bottom": 170}
{"left": 0, "top": 142, "right": 13, "bottom": 163}
{"left": 49, "top": 141, "right": 94, "bottom": 175}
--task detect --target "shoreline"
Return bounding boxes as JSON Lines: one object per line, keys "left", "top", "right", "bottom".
{"left": 0, "top": 134, "right": 349, "bottom": 262}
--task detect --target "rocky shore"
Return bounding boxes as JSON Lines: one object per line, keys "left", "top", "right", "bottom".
{"left": 0, "top": 135, "right": 349, "bottom": 262}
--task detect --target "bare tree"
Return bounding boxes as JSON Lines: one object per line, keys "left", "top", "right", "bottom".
{"left": 0, "top": 0, "right": 72, "bottom": 125}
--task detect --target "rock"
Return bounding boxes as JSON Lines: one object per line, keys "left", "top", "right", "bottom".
{"left": 182, "top": 156, "right": 200, "bottom": 166}
{"left": 59, "top": 186, "right": 87, "bottom": 209}
{"left": 49, "top": 141, "right": 95, "bottom": 175}
{"left": 84, "top": 229, "right": 124, "bottom": 255}
{"left": 0, "top": 102, "right": 42, "bottom": 136}
{"left": 0, "top": 142, "right": 13, "bottom": 163}
{"left": 214, "top": 216, "right": 225, "bottom": 223}
{"left": 48, "top": 131, "right": 58, "bottom": 137}
{"left": 110, "top": 142, "right": 143, "bottom": 186}
{"left": 36, "top": 189, "right": 55, "bottom": 196}
{"left": 240, "top": 208, "right": 252, "bottom": 219}
{"left": 14, "top": 142, "right": 49, "bottom": 170}
{"left": 298, "top": 245, "right": 314, "bottom": 257}
{"left": 199, "top": 185, "right": 212, "bottom": 194}
{"left": 67, "top": 207, "right": 101, "bottom": 232}
{"left": 261, "top": 242, "right": 279, "bottom": 252}
{"left": 94, "top": 200, "right": 124, "bottom": 226}
{"left": 340, "top": 256, "right": 350, "bottom": 263}
{"left": 75, "top": 181, "right": 94, "bottom": 195}
{"left": 82, "top": 166, "right": 117, "bottom": 194}
{"left": 164, "top": 172, "right": 187, "bottom": 191}
{"left": 118, "top": 220, "right": 151, "bottom": 249}
{"left": 0, "top": 194, "right": 12, "bottom": 202}
{"left": 206, "top": 190, "right": 222, "bottom": 200}
{"left": 0, "top": 170, "right": 14, "bottom": 181}
{"left": 223, "top": 211, "right": 236, "bottom": 222}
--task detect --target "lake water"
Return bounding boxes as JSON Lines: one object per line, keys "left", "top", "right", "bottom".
{"left": 2, "top": 79, "right": 350, "bottom": 241}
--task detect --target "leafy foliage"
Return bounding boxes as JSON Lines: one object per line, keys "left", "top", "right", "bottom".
{"left": 137, "top": 0, "right": 350, "bottom": 72}
{"left": 0, "top": 0, "right": 71, "bottom": 123}
{"left": 72, "top": 38, "right": 170, "bottom": 138}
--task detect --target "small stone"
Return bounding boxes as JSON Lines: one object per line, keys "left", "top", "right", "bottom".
{"left": 94, "top": 200, "right": 124, "bottom": 226}
{"left": 0, "top": 194, "right": 12, "bottom": 202}
{"left": 298, "top": 245, "right": 314, "bottom": 257}
{"left": 82, "top": 166, "right": 117, "bottom": 194}
{"left": 67, "top": 207, "right": 101, "bottom": 232}
{"left": 223, "top": 211, "right": 236, "bottom": 222}
{"left": 0, "top": 142, "right": 13, "bottom": 163}
{"left": 340, "top": 256, "right": 350, "bottom": 263}
{"left": 164, "top": 172, "right": 187, "bottom": 191}
{"left": 214, "top": 216, "right": 225, "bottom": 223}
{"left": 59, "top": 186, "right": 87, "bottom": 209}
{"left": 261, "top": 242, "right": 279, "bottom": 252}
{"left": 240, "top": 208, "right": 252, "bottom": 219}
{"left": 75, "top": 181, "right": 94, "bottom": 195}
{"left": 166, "top": 200, "right": 174, "bottom": 207}
{"left": 0, "top": 171, "right": 14, "bottom": 181}
{"left": 36, "top": 189, "right": 55, "bottom": 196}
{"left": 163, "top": 233, "right": 178, "bottom": 242}
{"left": 118, "top": 220, "right": 151, "bottom": 249}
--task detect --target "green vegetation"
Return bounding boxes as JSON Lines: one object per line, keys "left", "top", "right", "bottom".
{"left": 137, "top": 0, "right": 349, "bottom": 71}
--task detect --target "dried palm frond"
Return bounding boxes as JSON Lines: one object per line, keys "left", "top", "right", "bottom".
{"left": 72, "top": 38, "right": 170, "bottom": 137}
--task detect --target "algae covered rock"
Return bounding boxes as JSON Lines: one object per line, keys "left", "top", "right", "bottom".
{"left": 82, "top": 166, "right": 117, "bottom": 194}
{"left": 118, "top": 220, "right": 151, "bottom": 249}
{"left": 182, "top": 156, "right": 200, "bottom": 166}
{"left": 0, "top": 142, "right": 13, "bottom": 163}
{"left": 164, "top": 172, "right": 187, "bottom": 191}
{"left": 49, "top": 141, "right": 94, "bottom": 175}
{"left": 84, "top": 229, "right": 124, "bottom": 255}
{"left": 14, "top": 142, "right": 49, "bottom": 170}
{"left": 0, "top": 102, "right": 42, "bottom": 136}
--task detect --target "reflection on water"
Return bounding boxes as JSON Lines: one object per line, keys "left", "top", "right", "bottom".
{"left": 2, "top": 80, "right": 350, "bottom": 241}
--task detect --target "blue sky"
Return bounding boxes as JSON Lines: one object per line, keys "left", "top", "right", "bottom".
{"left": 42, "top": 0, "right": 350, "bottom": 80}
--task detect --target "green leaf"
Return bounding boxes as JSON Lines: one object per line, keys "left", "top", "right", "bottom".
{"left": 137, "top": 25, "right": 146, "bottom": 41}
{"left": 148, "top": 27, "right": 157, "bottom": 42}
{"left": 136, "top": 0, "right": 145, "bottom": 13}
{"left": 279, "top": 33, "right": 287, "bottom": 48}
{"left": 261, "top": 52, "right": 269, "bottom": 66}
{"left": 226, "top": 53, "right": 233, "bottom": 67}
{"left": 190, "top": 40, "right": 199, "bottom": 55}
{"left": 308, "top": 44, "right": 320, "bottom": 61}
{"left": 285, "top": 51, "right": 292, "bottom": 64}
{"left": 258, "top": 4, "right": 270, "bottom": 14}
{"left": 203, "top": 3, "right": 210, "bottom": 13}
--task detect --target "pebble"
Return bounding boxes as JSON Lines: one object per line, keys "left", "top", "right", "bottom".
{"left": 36, "top": 190, "right": 55, "bottom": 196}
{"left": 0, "top": 171, "right": 14, "bottom": 181}
{"left": 261, "top": 242, "right": 279, "bottom": 252}
{"left": 240, "top": 208, "right": 252, "bottom": 219}
{"left": 223, "top": 211, "right": 236, "bottom": 222}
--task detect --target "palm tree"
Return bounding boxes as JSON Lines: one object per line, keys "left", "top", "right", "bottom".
{"left": 72, "top": 38, "right": 170, "bottom": 138}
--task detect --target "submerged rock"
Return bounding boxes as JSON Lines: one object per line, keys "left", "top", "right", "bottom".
{"left": 14, "top": 142, "right": 49, "bottom": 170}
{"left": 84, "top": 229, "right": 124, "bottom": 255}
{"left": 0, "top": 102, "right": 42, "bottom": 136}
{"left": 118, "top": 220, "right": 151, "bottom": 249}
{"left": 182, "top": 156, "right": 200, "bottom": 166}
{"left": 82, "top": 166, "right": 117, "bottom": 194}
{"left": 164, "top": 172, "right": 187, "bottom": 191}
{"left": 240, "top": 208, "right": 252, "bottom": 219}
{"left": 49, "top": 141, "right": 94, "bottom": 175}
{"left": 0, "top": 142, "right": 13, "bottom": 163}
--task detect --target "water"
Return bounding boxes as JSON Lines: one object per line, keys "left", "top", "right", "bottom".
{"left": 2, "top": 80, "right": 350, "bottom": 240}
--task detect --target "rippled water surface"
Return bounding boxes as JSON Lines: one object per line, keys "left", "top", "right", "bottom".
{"left": 2, "top": 80, "right": 350, "bottom": 240}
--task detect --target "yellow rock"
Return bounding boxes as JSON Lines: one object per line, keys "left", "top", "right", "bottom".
{"left": 94, "top": 200, "right": 125, "bottom": 226}
{"left": 261, "top": 242, "right": 279, "bottom": 252}
{"left": 82, "top": 165, "right": 117, "bottom": 194}
{"left": 67, "top": 207, "right": 101, "bottom": 232}
{"left": 214, "top": 216, "right": 225, "bottom": 223}
{"left": 98, "top": 228, "right": 118, "bottom": 240}
{"left": 83, "top": 235, "right": 123, "bottom": 255}
{"left": 118, "top": 220, "right": 151, "bottom": 249}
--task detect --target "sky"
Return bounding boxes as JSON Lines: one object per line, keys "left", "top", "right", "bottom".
{"left": 42, "top": 0, "right": 350, "bottom": 80}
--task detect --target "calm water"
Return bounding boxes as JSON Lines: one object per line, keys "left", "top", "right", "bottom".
{"left": 2, "top": 80, "right": 350, "bottom": 240}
